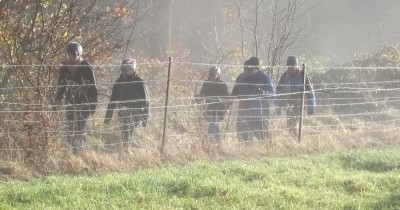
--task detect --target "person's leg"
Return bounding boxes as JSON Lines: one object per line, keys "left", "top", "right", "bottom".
{"left": 215, "top": 108, "right": 227, "bottom": 143}
{"left": 65, "top": 106, "right": 75, "bottom": 147}
{"left": 66, "top": 106, "right": 84, "bottom": 153}
{"left": 264, "top": 119, "right": 270, "bottom": 140}
{"left": 250, "top": 115, "right": 265, "bottom": 141}
{"left": 67, "top": 105, "right": 89, "bottom": 154}
{"left": 237, "top": 109, "right": 250, "bottom": 142}
{"left": 75, "top": 109, "right": 89, "bottom": 152}
{"left": 252, "top": 100, "right": 267, "bottom": 141}
{"left": 253, "top": 119, "right": 265, "bottom": 141}
{"left": 118, "top": 108, "right": 130, "bottom": 149}
{"left": 287, "top": 103, "right": 301, "bottom": 136}
{"left": 208, "top": 122, "right": 219, "bottom": 143}
{"left": 245, "top": 101, "right": 261, "bottom": 141}
{"left": 130, "top": 109, "right": 142, "bottom": 148}
{"left": 261, "top": 99, "right": 271, "bottom": 140}
{"left": 287, "top": 106, "right": 296, "bottom": 136}
{"left": 206, "top": 111, "right": 220, "bottom": 144}
{"left": 292, "top": 103, "right": 302, "bottom": 136}
{"left": 214, "top": 122, "right": 221, "bottom": 143}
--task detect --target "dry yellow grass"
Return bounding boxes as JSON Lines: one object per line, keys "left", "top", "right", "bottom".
{"left": 1, "top": 119, "right": 399, "bottom": 180}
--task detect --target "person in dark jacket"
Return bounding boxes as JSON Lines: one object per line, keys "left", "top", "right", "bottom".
{"left": 55, "top": 42, "right": 98, "bottom": 153}
{"left": 198, "top": 66, "right": 230, "bottom": 142}
{"left": 276, "top": 55, "right": 316, "bottom": 136}
{"left": 231, "top": 57, "right": 275, "bottom": 142}
{"left": 104, "top": 58, "right": 149, "bottom": 148}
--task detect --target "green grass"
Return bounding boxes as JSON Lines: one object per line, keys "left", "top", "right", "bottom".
{"left": 1, "top": 147, "right": 399, "bottom": 209}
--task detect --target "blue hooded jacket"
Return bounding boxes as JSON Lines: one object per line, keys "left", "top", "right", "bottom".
{"left": 276, "top": 69, "right": 316, "bottom": 114}
{"left": 231, "top": 70, "right": 275, "bottom": 97}
{"left": 231, "top": 70, "right": 275, "bottom": 118}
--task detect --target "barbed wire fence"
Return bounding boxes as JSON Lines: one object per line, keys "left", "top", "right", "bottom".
{"left": 0, "top": 60, "right": 400, "bottom": 167}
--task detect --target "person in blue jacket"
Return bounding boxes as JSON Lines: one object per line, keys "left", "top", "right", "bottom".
{"left": 231, "top": 57, "right": 275, "bottom": 142}
{"left": 276, "top": 55, "right": 316, "bottom": 136}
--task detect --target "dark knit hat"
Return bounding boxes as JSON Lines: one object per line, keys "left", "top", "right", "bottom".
{"left": 244, "top": 57, "right": 260, "bottom": 66}
{"left": 66, "top": 42, "right": 83, "bottom": 56}
{"left": 122, "top": 58, "right": 137, "bottom": 69}
{"left": 287, "top": 55, "right": 298, "bottom": 66}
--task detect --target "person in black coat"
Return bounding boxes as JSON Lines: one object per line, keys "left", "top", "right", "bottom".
{"left": 198, "top": 66, "right": 230, "bottom": 142}
{"left": 55, "top": 42, "right": 98, "bottom": 153}
{"left": 104, "top": 58, "right": 149, "bottom": 148}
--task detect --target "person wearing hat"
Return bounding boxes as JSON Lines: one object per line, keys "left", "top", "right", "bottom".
{"left": 198, "top": 66, "right": 230, "bottom": 143}
{"left": 55, "top": 42, "right": 98, "bottom": 153}
{"left": 231, "top": 57, "right": 275, "bottom": 142}
{"left": 276, "top": 55, "right": 316, "bottom": 136}
{"left": 104, "top": 58, "right": 149, "bottom": 149}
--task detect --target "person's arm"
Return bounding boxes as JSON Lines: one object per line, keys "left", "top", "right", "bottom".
{"left": 55, "top": 67, "right": 67, "bottom": 104}
{"left": 197, "top": 81, "right": 209, "bottom": 101}
{"left": 231, "top": 74, "right": 242, "bottom": 97}
{"left": 261, "top": 73, "right": 275, "bottom": 95}
{"left": 104, "top": 83, "right": 119, "bottom": 124}
{"left": 142, "top": 84, "right": 150, "bottom": 127}
{"left": 199, "top": 81, "right": 208, "bottom": 97}
{"left": 305, "top": 74, "right": 316, "bottom": 115}
{"left": 193, "top": 81, "right": 205, "bottom": 104}
{"left": 84, "top": 64, "right": 98, "bottom": 113}
{"left": 220, "top": 82, "right": 232, "bottom": 108}
{"left": 275, "top": 73, "right": 287, "bottom": 115}
{"left": 133, "top": 78, "right": 146, "bottom": 108}
{"left": 83, "top": 63, "right": 95, "bottom": 83}
{"left": 221, "top": 82, "right": 230, "bottom": 97}
{"left": 275, "top": 72, "right": 287, "bottom": 94}
{"left": 140, "top": 80, "right": 150, "bottom": 127}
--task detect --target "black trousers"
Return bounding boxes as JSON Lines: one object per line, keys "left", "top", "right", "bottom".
{"left": 117, "top": 107, "right": 142, "bottom": 147}
{"left": 66, "top": 105, "right": 91, "bottom": 153}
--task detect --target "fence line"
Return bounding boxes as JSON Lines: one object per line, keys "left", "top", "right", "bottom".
{"left": 3, "top": 62, "right": 400, "bottom": 70}
{"left": 0, "top": 61, "right": 399, "bottom": 164}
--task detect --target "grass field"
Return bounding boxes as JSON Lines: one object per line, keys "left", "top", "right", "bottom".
{"left": 0, "top": 146, "right": 399, "bottom": 209}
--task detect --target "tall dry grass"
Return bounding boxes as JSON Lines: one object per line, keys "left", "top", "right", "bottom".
{"left": 1, "top": 115, "right": 399, "bottom": 180}
{"left": 1, "top": 62, "right": 400, "bottom": 179}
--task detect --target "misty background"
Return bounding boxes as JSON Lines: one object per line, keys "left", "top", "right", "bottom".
{"left": 128, "top": 0, "right": 400, "bottom": 65}
{"left": 303, "top": 0, "right": 400, "bottom": 63}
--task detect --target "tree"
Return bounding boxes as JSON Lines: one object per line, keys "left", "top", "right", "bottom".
{"left": 0, "top": 0, "right": 146, "bottom": 166}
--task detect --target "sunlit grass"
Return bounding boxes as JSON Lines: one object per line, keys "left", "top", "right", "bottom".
{"left": 1, "top": 147, "right": 399, "bottom": 209}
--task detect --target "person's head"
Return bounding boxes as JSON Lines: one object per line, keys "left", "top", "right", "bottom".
{"left": 286, "top": 55, "right": 299, "bottom": 73}
{"left": 121, "top": 58, "right": 136, "bottom": 77}
{"left": 66, "top": 42, "right": 83, "bottom": 63}
{"left": 208, "top": 66, "right": 221, "bottom": 80}
{"left": 243, "top": 57, "right": 259, "bottom": 76}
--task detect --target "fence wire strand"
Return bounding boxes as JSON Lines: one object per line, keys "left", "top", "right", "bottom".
{"left": 0, "top": 62, "right": 400, "bottom": 164}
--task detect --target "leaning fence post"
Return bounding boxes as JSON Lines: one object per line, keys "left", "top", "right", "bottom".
{"left": 298, "top": 63, "right": 307, "bottom": 143}
{"left": 161, "top": 57, "right": 173, "bottom": 154}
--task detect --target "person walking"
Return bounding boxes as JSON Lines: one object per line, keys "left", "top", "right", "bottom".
{"left": 55, "top": 42, "right": 98, "bottom": 153}
{"left": 198, "top": 66, "right": 230, "bottom": 143}
{"left": 231, "top": 57, "right": 275, "bottom": 142}
{"left": 276, "top": 55, "right": 316, "bottom": 136}
{"left": 104, "top": 58, "right": 149, "bottom": 149}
